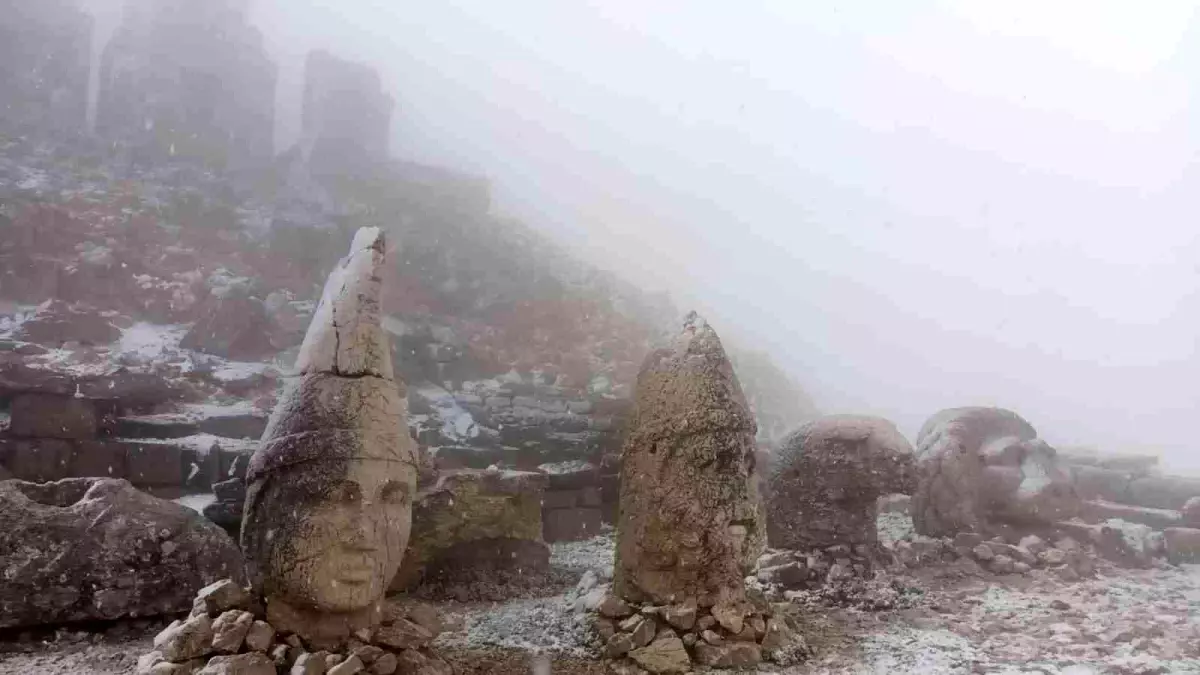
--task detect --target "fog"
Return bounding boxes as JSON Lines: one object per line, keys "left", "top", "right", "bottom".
{"left": 232, "top": 1, "right": 1199, "bottom": 469}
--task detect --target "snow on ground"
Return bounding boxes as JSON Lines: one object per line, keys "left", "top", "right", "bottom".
{"left": 173, "top": 493, "right": 217, "bottom": 514}
{"left": 415, "top": 384, "right": 479, "bottom": 442}
{"left": 0, "top": 304, "right": 35, "bottom": 338}
{"left": 116, "top": 322, "right": 187, "bottom": 360}
{"left": 177, "top": 401, "right": 259, "bottom": 418}
{"left": 538, "top": 460, "right": 595, "bottom": 476}
{"left": 127, "top": 434, "right": 258, "bottom": 457}
{"left": 435, "top": 535, "right": 614, "bottom": 658}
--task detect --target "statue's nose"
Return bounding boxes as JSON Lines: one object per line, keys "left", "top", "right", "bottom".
{"left": 343, "top": 513, "right": 380, "bottom": 551}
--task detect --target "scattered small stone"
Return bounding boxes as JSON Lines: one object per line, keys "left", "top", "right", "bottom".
{"left": 197, "top": 652, "right": 276, "bottom": 675}
{"left": 244, "top": 621, "right": 275, "bottom": 652}
{"left": 628, "top": 635, "right": 691, "bottom": 674}
{"left": 210, "top": 610, "right": 253, "bottom": 654}
{"left": 368, "top": 652, "right": 397, "bottom": 675}
{"left": 154, "top": 615, "right": 214, "bottom": 662}
{"left": 326, "top": 654, "right": 364, "bottom": 675}
{"left": 373, "top": 619, "right": 433, "bottom": 650}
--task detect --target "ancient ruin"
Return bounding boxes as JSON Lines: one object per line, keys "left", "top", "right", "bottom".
{"left": 240, "top": 227, "right": 418, "bottom": 648}
{"left": 613, "top": 312, "right": 762, "bottom": 608}
{"left": 764, "top": 415, "right": 916, "bottom": 563}
{"left": 300, "top": 50, "right": 395, "bottom": 178}
{"left": 911, "top": 406, "right": 1081, "bottom": 539}
{"left": 0, "top": 0, "right": 92, "bottom": 134}
{"left": 593, "top": 313, "right": 803, "bottom": 672}
{"left": 97, "top": 0, "right": 276, "bottom": 167}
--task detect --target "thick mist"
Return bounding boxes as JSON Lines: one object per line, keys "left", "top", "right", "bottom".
{"left": 224, "top": 1, "right": 1200, "bottom": 470}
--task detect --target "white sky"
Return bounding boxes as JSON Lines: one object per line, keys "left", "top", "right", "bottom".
{"left": 248, "top": 0, "right": 1200, "bottom": 469}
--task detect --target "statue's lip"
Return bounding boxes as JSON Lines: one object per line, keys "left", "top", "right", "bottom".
{"left": 336, "top": 568, "right": 374, "bottom": 583}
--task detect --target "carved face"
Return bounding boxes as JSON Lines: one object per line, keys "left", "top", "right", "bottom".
{"left": 264, "top": 458, "right": 413, "bottom": 612}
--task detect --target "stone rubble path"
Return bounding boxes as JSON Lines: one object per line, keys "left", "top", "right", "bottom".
{"left": 3, "top": 537, "right": 1200, "bottom": 674}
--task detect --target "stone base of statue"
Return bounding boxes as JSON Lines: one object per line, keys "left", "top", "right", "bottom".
{"left": 582, "top": 582, "right": 810, "bottom": 673}
{"left": 137, "top": 579, "right": 453, "bottom": 675}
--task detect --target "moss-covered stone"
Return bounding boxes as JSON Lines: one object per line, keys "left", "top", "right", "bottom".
{"left": 389, "top": 469, "right": 548, "bottom": 591}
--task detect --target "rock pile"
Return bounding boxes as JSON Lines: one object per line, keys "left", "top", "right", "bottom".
{"left": 0, "top": 477, "right": 244, "bottom": 629}
{"left": 764, "top": 415, "right": 916, "bottom": 564}
{"left": 589, "top": 587, "right": 808, "bottom": 672}
{"left": 138, "top": 580, "right": 451, "bottom": 675}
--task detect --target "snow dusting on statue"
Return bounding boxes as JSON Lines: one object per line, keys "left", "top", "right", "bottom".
{"left": 240, "top": 227, "right": 419, "bottom": 649}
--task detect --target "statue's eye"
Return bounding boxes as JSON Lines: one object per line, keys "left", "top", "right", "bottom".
{"left": 380, "top": 480, "right": 409, "bottom": 505}
{"left": 327, "top": 481, "right": 362, "bottom": 504}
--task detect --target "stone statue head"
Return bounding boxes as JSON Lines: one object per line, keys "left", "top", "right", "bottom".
{"left": 244, "top": 410, "right": 413, "bottom": 612}
{"left": 240, "top": 228, "right": 418, "bottom": 644}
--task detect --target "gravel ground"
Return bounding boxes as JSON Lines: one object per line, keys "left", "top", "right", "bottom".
{"left": 4, "top": 521, "right": 1200, "bottom": 674}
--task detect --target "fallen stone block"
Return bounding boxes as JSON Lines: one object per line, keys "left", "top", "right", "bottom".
{"left": 1163, "top": 527, "right": 1200, "bottom": 564}
{"left": 1084, "top": 500, "right": 1181, "bottom": 530}
{"left": 9, "top": 393, "right": 98, "bottom": 440}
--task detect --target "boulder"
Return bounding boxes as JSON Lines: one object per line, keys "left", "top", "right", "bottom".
{"left": 1163, "top": 527, "right": 1200, "bottom": 565}
{"left": 388, "top": 469, "right": 548, "bottom": 591}
{"left": 0, "top": 477, "right": 244, "bottom": 628}
{"left": 613, "top": 313, "right": 763, "bottom": 608}
{"left": 765, "top": 415, "right": 915, "bottom": 552}
{"left": 181, "top": 293, "right": 276, "bottom": 361}
{"left": 1083, "top": 500, "right": 1181, "bottom": 530}
{"left": 12, "top": 300, "right": 121, "bottom": 347}
{"left": 911, "top": 407, "right": 1080, "bottom": 538}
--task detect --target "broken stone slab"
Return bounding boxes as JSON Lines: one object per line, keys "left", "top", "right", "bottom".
{"left": 693, "top": 642, "right": 763, "bottom": 668}
{"left": 628, "top": 635, "right": 691, "bottom": 674}
{"left": 388, "top": 468, "right": 547, "bottom": 592}
{"left": 0, "top": 477, "right": 244, "bottom": 629}
{"left": 1083, "top": 500, "right": 1182, "bottom": 530}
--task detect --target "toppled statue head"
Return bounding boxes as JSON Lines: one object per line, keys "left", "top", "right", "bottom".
{"left": 241, "top": 228, "right": 418, "bottom": 647}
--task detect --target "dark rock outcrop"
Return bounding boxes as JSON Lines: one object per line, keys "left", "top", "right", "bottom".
{"left": 0, "top": 477, "right": 244, "bottom": 628}
{"left": 300, "top": 50, "right": 394, "bottom": 178}
{"left": 765, "top": 415, "right": 915, "bottom": 552}
{"left": 180, "top": 292, "right": 275, "bottom": 360}
{"left": 12, "top": 300, "right": 122, "bottom": 347}
{"left": 0, "top": 0, "right": 91, "bottom": 135}
{"left": 97, "top": 0, "right": 276, "bottom": 167}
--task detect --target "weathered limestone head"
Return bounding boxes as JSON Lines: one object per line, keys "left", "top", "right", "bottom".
{"left": 765, "top": 415, "right": 916, "bottom": 551}
{"left": 241, "top": 227, "right": 417, "bottom": 647}
{"left": 912, "top": 407, "right": 1080, "bottom": 538}
{"left": 614, "top": 312, "right": 763, "bottom": 609}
